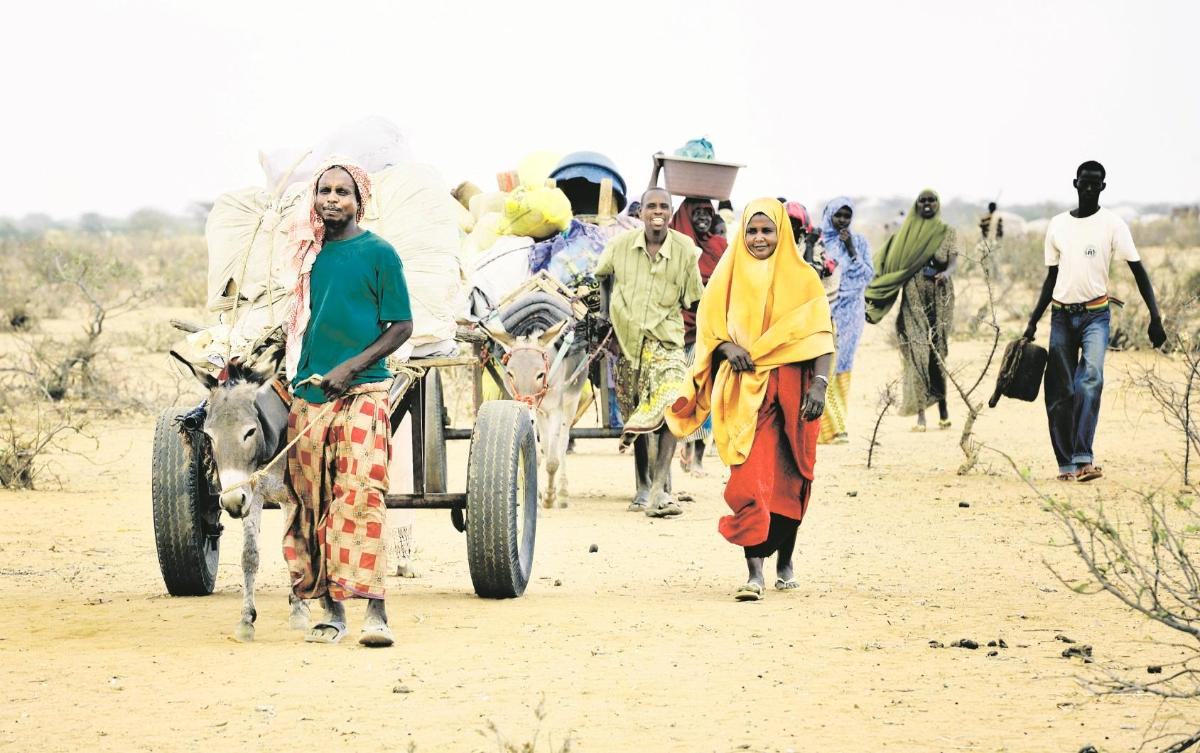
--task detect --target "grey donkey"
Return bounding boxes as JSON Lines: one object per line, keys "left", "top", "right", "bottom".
{"left": 172, "top": 354, "right": 317, "bottom": 642}
{"left": 492, "top": 319, "right": 588, "bottom": 509}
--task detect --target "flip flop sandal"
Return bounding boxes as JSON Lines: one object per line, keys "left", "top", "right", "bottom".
{"left": 304, "top": 621, "right": 347, "bottom": 644}
{"left": 774, "top": 578, "right": 800, "bottom": 591}
{"left": 358, "top": 623, "right": 395, "bottom": 648}
{"left": 735, "top": 583, "right": 764, "bottom": 602}
{"left": 911, "top": 425, "right": 927, "bottom": 433}
{"left": 1056, "top": 472, "right": 1078, "bottom": 482}
{"left": 1076, "top": 466, "right": 1104, "bottom": 483}
{"left": 938, "top": 419, "right": 953, "bottom": 430}
{"left": 627, "top": 495, "right": 649, "bottom": 512}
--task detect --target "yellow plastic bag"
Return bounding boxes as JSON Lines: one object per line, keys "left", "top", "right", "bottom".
{"left": 499, "top": 186, "right": 572, "bottom": 240}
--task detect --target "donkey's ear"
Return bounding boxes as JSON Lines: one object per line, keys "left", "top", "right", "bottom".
{"left": 263, "top": 343, "right": 286, "bottom": 377}
{"left": 170, "top": 350, "right": 219, "bottom": 390}
{"left": 538, "top": 320, "right": 568, "bottom": 347}
{"left": 486, "top": 322, "right": 518, "bottom": 351}
{"left": 244, "top": 341, "right": 286, "bottom": 379}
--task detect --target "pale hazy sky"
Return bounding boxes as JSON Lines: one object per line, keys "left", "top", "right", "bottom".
{"left": 7, "top": 0, "right": 1198, "bottom": 218}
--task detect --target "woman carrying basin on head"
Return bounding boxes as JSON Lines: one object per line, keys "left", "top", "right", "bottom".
{"left": 667, "top": 198, "right": 834, "bottom": 602}
{"left": 671, "top": 197, "right": 729, "bottom": 478}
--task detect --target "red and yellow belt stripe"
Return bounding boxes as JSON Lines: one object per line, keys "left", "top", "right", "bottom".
{"left": 1052, "top": 295, "right": 1109, "bottom": 311}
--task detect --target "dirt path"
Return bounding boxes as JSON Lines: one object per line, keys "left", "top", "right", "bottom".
{"left": 0, "top": 325, "right": 1187, "bottom": 752}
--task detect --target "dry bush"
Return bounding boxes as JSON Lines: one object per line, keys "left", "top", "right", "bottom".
{"left": 937, "top": 241, "right": 1004, "bottom": 474}
{"left": 991, "top": 433, "right": 1200, "bottom": 750}
{"left": 1134, "top": 216, "right": 1200, "bottom": 250}
{"left": 952, "top": 227, "right": 1046, "bottom": 334}
{"left": 0, "top": 400, "right": 88, "bottom": 490}
{"left": 0, "top": 238, "right": 44, "bottom": 330}
{"left": 1047, "top": 486, "right": 1200, "bottom": 753}
{"left": 866, "top": 377, "right": 899, "bottom": 469}
{"left": 1008, "top": 467, "right": 1200, "bottom": 753}
{"left": 7, "top": 227, "right": 207, "bottom": 316}
{"left": 1130, "top": 333, "right": 1200, "bottom": 484}
{"left": 990, "top": 325, "right": 1200, "bottom": 751}
{"left": 137, "top": 234, "right": 207, "bottom": 308}
{"left": 1, "top": 235, "right": 152, "bottom": 405}
{"left": 477, "top": 695, "right": 573, "bottom": 753}
{"left": 111, "top": 319, "right": 187, "bottom": 354}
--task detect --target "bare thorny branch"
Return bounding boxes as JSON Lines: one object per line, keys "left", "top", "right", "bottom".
{"left": 867, "top": 377, "right": 899, "bottom": 469}
{"left": 0, "top": 401, "right": 90, "bottom": 489}
{"left": 917, "top": 239, "right": 1004, "bottom": 474}
{"left": 2, "top": 250, "right": 158, "bottom": 402}
{"left": 985, "top": 444, "right": 1200, "bottom": 750}
{"left": 1132, "top": 338, "right": 1200, "bottom": 484}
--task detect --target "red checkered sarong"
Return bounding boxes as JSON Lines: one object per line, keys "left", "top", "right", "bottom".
{"left": 282, "top": 383, "right": 390, "bottom": 601}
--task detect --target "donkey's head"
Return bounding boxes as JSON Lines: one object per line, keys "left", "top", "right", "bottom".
{"left": 492, "top": 320, "right": 567, "bottom": 408}
{"left": 172, "top": 355, "right": 289, "bottom": 519}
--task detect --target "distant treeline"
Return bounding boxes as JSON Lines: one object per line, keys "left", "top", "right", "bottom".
{"left": 1, "top": 198, "right": 1195, "bottom": 241}
{"left": 0, "top": 203, "right": 212, "bottom": 239}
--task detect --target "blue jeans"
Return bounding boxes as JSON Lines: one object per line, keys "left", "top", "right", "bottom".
{"left": 606, "top": 354, "right": 623, "bottom": 429}
{"left": 608, "top": 386, "right": 623, "bottom": 429}
{"left": 1045, "top": 307, "right": 1110, "bottom": 474}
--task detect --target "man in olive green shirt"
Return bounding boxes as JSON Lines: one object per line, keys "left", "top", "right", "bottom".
{"left": 596, "top": 188, "right": 703, "bottom": 517}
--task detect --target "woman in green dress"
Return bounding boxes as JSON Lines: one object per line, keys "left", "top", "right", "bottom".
{"left": 864, "top": 189, "right": 959, "bottom": 430}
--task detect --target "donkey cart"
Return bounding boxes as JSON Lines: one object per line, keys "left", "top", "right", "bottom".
{"left": 151, "top": 353, "right": 540, "bottom": 603}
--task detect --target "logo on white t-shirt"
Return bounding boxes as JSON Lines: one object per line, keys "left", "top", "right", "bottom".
{"left": 1084, "top": 245, "right": 1097, "bottom": 257}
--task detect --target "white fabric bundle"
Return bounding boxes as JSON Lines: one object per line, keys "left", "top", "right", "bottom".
{"left": 360, "top": 163, "right": 464, "bottom": 347}
{"left": 259, "top": 115, "right": 414, "bottom": 191}
{"left": 204, "top": 163, "right": 463, "bottom": 360}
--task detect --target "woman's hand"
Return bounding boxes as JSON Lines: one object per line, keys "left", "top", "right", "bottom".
{"left": 716, "top": 342, "right": 755, "bottom": 372}
{"left": 839, "top": 229, "right": 856, "bottom": 258}
{"left": 933, "top": 270, "right": 952, "bottom": 283}
{"left": 801, "top": 376, "right": 827, "bottom": 421}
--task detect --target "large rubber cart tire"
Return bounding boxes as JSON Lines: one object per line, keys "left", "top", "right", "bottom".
{"left": 465, "top": 400, "right": 537, "bottom": 598}
{"left": 152, "top": 408, "right": 221, "bottom": 596}
{"left": 423, "top": 369, "right": 447, "bottom": 495}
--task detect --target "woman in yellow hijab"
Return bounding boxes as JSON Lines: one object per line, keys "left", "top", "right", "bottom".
{"left": 667, "top": 198, "right": 834, "bottom": 601}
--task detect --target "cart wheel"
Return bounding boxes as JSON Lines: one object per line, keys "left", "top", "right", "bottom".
{"left": 152, "top": 407, "right": 221, "bottom": 596}
{"left": 465, "top": 400, "right": 537, "bottom": 598}
{"left": 423, "top": 369, "right": 447, "bottom": 494}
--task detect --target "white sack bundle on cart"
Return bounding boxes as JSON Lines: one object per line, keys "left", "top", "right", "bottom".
{"left": 191, "top": 162, "right": 464, "bottom": 376}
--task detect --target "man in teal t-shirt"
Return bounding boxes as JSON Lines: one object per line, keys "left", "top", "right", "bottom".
{"left": 292, "top": 229, "right": 413, "bottom": 402}
{"left": 282, "top": 163, "right": 413, "bottom": 649}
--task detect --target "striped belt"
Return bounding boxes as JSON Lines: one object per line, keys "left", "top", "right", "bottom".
{"left": 1052, "top": 295, "right": 1109, "bottom": 314}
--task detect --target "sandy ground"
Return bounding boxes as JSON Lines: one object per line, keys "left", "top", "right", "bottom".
{"left": 0, "top": 311, "right": 1192, "bottom": 753}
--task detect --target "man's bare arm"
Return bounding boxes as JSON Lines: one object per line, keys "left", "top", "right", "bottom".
{"left": 1129, "top": 260, "right": 1166, "bottom": 347}
{"left": 1022, "top": 266, "right": 1059, "bottom": 340}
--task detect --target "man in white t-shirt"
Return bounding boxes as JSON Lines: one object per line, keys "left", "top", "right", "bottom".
{"left": 1023, "top": 161, "right": 1166, "bottom": 482}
